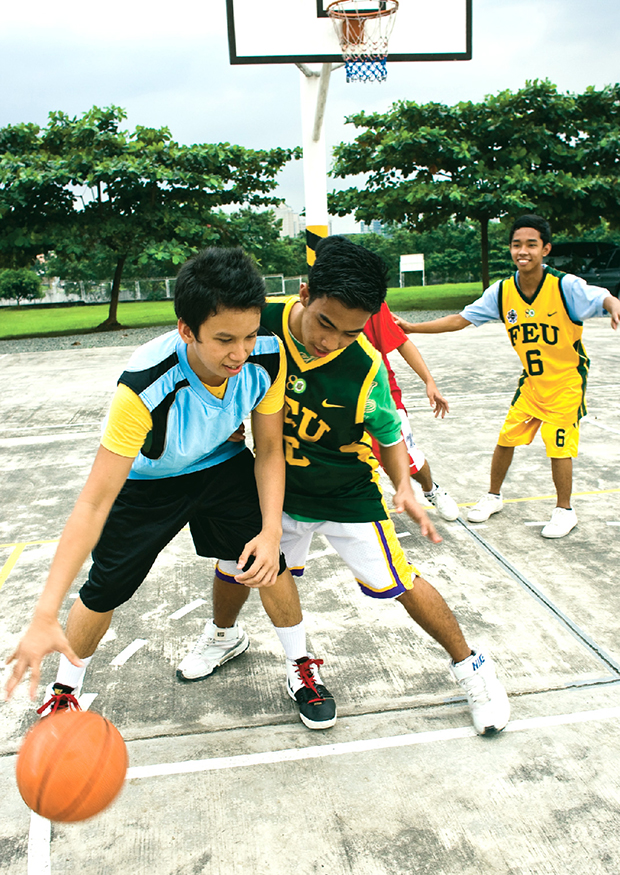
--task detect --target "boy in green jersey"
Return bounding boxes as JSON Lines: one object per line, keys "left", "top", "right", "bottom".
{"left": 186, "top": 236, "right": 510, "bottom": 736}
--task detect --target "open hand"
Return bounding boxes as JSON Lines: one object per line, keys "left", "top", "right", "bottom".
{"left": 5, "top": 616, "right": 82, "bottom": 701}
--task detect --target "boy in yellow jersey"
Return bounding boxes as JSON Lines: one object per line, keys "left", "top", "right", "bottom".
{"left": 5, "top": 247, "right": 337, "bottom": 731}
{"left": 196, "top": 236, "right": 511, "bottom": 736}
{"left": 396, "top": 215, "right": 620, "bottom": 539}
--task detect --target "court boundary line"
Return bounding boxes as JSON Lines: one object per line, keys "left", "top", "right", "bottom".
{"left": 125, "top": 705, "right": 620, "bottom": 781}
{"left": 457, "top": 518, "right": 620, "bottom": 676}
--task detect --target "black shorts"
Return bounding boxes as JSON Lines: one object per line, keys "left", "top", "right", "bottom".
{"left": 80, "top": 448, "right": 285, "bottom": 612}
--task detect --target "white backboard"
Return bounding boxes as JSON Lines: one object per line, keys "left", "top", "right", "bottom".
{"left": 227, "top": 0, "right": 472, "bottom": 65}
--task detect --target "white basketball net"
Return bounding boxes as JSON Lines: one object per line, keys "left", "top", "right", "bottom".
{"left": 327, "top": 0, "right": 399, "bottom": 82}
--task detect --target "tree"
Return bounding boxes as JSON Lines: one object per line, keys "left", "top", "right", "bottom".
{"left": 347, "top": 222, "right": 512, "bottom": 287}
{"left": 216, "top": 208, "right": 307, "bottom": 277}
{"left": 0, "top": 268, "right": 43, "bottom": 305}
{"left": 0, "top": 107, "right": 299, "bottom": 328}
{"left": 572, "top": 84, "right": 620, "bottom": 234}
{"left": 330, "top": 81, "right": 599, "bottom": 288}
{"left": 0, "top": 124, "right": 74, "bottom": 269}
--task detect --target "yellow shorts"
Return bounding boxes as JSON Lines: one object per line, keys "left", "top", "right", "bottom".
{"left": 498, "top": 406, "right": 579, "bottom": 458}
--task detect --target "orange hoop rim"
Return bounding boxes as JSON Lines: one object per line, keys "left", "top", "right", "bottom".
{"left": 326, "top": 0, "right": 399, "bottom": 22}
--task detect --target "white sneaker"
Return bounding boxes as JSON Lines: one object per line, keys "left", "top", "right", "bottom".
{"left": 467, "top": 493, "right": 503, "bottom": 523}
{"left": 541, "top": 507, "right": 577, "bottom": 539}
{"left": 427, "top": 485, "right": 460, "bottom": 521}
{"left": 177, "top": 620, "right": 249, "bottom": 681}
{"left": 450, "top": 649, "right": 510, "bottom": 735}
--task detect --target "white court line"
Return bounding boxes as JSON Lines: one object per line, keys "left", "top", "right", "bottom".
{"left": 607, "top": 522, "right": 620, "bottom": 526}
{"left": 110, "top": 639, "right": 148, "bottom": 666}
{"left": 169, "top": 599, "right": 207, "bottom": 620}
{"left": 0, "top": 422, "right": 101, "bottom": 432}
{"left": 0, "top": 432, "right": 100, "bottom": 448}
{"left": 400, "top": 392, "right": 514, "bottom": 403}
{"left": 582, "top": 417, "right": 620, "bottom": 436}
{"left": 78, "top": 693, "right": 98, "bottom": 710}
{"left": 28, "top": 813, "right": 51, "bottom": 875}
{"left": 126, "top": 706, "right": 620, "bottom": 781}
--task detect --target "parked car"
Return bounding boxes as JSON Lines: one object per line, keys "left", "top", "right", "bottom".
{"left": 575, "top": 247, "right": 620, "bottom": 297}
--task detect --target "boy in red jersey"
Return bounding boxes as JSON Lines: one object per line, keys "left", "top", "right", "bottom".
{"left": 364, "top": 302, "right": 459, "bottom": 521}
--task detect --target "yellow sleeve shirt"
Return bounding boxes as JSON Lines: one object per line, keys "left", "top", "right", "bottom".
{"left": 101, "top": 341, "right": 286, "bottom": 458}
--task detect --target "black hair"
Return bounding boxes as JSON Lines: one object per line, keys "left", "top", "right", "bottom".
{"left": 174, "top": 247, "right": 266, "bottom": 338}
{"left": 509, "top": 214, "right": 552, "bottom": 246}
{"left": 307, "top": 235, "right": 388, "bottom": 315}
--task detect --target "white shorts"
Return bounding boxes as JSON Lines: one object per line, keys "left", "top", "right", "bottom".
{"left": 398, "top": 409, "right": 426, "bottom": 474}
{"left": 280, "top": 511, "right": 419, "bottom": 600}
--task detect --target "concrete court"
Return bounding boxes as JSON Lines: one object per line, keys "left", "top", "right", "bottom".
{"left": 0, "top": 317, "right": 619, "bottom": 875}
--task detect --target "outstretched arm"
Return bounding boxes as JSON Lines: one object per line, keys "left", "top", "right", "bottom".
{"left": 5, "top": 446, "right": 134, "bottom": 699}
{"left": 379, "top": 440, "right": 442, "bottom": 544}
{"left": 603, "top": 295, "right": 620, "bottom": 330}
{"left": 393, "top": 313, "right": 472, "bottom": 334}
{"left": 396, "top": 338, "right": 449, "bottom": 418}
{"left": 235, "top": 407, "right": 285, "bottom": 589}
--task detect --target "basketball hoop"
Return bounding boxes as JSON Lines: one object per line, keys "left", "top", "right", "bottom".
{"left": 327, "top": 0, "right": 399, "bottom": 83}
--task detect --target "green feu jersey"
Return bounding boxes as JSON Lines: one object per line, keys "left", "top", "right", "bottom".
{"left": 261, "top": 297, "right": 402, "bottom": 523}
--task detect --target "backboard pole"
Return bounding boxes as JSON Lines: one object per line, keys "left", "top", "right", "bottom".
{"left": 300, "top": 64, "right": 332, "bottom": 266}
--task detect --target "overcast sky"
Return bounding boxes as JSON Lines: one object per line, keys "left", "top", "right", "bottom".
{"left": 2, "top": 0, "right": 620, "bottom": 231}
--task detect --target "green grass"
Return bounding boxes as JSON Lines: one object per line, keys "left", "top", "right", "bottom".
{"left": 0, "top": 301, "right": 177, "bottom": 340}
{"left": 386, "top": 281, "right": 483, "bottom": 311}
{"left": 0, "top": 283, "right": 486, "bottom": 340}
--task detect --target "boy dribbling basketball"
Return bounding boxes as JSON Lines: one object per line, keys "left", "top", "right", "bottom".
{"left": 6, "top": 247, "right": 337, "bottom": 731}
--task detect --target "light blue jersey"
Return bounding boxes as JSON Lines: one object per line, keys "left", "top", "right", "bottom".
{"left": 119, "top": 329, "right": 282, "bottom": 480}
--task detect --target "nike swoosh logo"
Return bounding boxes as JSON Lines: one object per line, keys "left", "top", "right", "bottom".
{"left": 547, "top": 311, "right": 557, "bottom": 316}
{"left": 322, "top": 399, "right": 345, "bottom": 409}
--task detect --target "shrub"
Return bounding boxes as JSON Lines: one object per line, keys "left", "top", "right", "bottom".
{"left": 0, "top": 268, "right": 44, "bottom": 305}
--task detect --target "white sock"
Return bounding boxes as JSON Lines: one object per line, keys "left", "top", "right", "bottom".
{"left": 424, "top": 482, "right": 438, "bottom": 497}
{"left": 274, "top": 620, "right": 307, "bottom": 662}
{"left": 56, "top": 653, "right": 91, "bottom": 691}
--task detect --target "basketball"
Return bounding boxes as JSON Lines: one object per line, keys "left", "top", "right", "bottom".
{"left": 16, "top": 710, "right": 128, "bottom": 822}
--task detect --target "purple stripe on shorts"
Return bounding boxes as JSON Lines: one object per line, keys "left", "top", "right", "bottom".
{"left": 374, "top": 521, "right": 403, "bottom": 587}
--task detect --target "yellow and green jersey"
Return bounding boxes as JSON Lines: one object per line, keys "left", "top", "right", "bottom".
{"left": 498, "top": 268, "right": 590, "bottom": 426}
{"left": 261, "top": 297, "right": 402, "bottom": 523}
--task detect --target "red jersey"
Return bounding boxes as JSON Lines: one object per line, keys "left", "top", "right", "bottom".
{"left": 363, "top": 302, "right": 407, "bottom": 410}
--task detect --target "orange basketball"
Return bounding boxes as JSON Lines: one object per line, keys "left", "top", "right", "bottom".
{"left": 16, "top": 709, "right": 128, "bottom": 822}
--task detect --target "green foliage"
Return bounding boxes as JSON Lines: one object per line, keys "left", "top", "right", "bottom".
{"left": 0, "top": 268, "right": 43, "bottom": 305}
{"left": 348, "top": 222, "right": 512, "bottom": 286}
{"left": 0, "top": 106, "right": 300, "bottom": 326}
{"left": 330, "top": 80, "right": 620, "bottom": 287}
{"left": 213, "top": 208, "right": 308, "bottom": 276}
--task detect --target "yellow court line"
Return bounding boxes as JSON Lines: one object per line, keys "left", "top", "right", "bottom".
{"left": 0, "top": 537, "right": 60, "bottom": 550}
{"left": 458, "top": 487, "right": 620, "bottom": 508}
{"left": 0, "top": 543, "right": 27, "bottom": 592}
{"left": 388, "top": 486, "right": 620, "bottom": 514}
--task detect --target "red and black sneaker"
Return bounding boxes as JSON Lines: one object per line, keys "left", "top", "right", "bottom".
{"left": 37, "top": 683, "right": 81, "bottom": 717}
{"left": 286, "top": 655, "right": 337, "bottom": 730}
